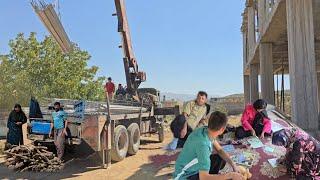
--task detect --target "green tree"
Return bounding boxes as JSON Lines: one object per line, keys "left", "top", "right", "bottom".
{"left": 0, "top": 32, "right": 106, "bottom": 109}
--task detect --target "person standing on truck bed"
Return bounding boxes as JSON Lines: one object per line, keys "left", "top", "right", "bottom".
{"left": 49, "top": 102, "right": 68, "bottom": 160}
{"left": 6, "top": 104, "right": 27, "bottom": 147}
{"left": 104, "top": 77, "right": 115, "bottom": 101}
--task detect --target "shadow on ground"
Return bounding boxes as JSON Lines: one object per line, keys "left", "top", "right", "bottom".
{"left": 125, "top": 146, "right": 179, "bottom": 180}
{"left": 126, "top": 162, "right": 174, "bottom": 180}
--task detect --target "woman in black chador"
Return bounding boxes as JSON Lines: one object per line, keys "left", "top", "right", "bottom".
{"left": 7, "top": 104, "right": 27, "bottom": 145}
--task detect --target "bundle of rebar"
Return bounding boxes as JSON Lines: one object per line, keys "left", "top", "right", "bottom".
{"left": 4, "top": 144, "right": 64, "bottom": 172}
{"left": 31, "top": 0, "right": 72, "bottom": 53}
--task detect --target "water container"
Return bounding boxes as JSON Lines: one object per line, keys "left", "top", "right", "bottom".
{"left": 31, "top": 120, "right": 51, "bottom": 134}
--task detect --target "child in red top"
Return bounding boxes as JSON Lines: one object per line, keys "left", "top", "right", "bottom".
{"left": 235, "top": 99, "right": 271, "bottom": 139}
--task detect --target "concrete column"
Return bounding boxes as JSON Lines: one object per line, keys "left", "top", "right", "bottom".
{"left": 260, "top": 43, "right": 275, "bottom": 105}
{"left": 266, "top": 0, "right": 272, "bottom": 16}
{"left": 242, "top": 32, "right": 248, "bottom": 68}
{"left": 286, "top": 0, "right": 319, "bottom": 133}
{"left": 242, "top": 30, "right": 250, "bottom": 106}
{"left": 258, "top": 0, "right": 266, "bottom": 33}
{"left": 250, "top": 64, "right": 259, "bottom": 103}
{"left": 244, "top": 75, "right": 250, "bottom": 105}
{"left": 247, "top": 6, "right": 256, "bottom": 58}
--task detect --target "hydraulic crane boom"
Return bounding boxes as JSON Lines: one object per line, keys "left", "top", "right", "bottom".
{"left": 114, "top": 0, "right": 146, "bottom": 99}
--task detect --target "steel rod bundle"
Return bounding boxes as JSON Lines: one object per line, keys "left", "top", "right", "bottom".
{"left": 31, "top": 0, "right": 72, "bottom": 53}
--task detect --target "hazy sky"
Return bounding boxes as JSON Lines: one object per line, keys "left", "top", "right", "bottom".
{"left": 0, "top": 0, "right": 247, "bottom": 96}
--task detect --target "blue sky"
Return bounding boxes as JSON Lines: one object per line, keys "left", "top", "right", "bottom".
{"left": 0, "top": 0, "right": 247, "bottom": 96}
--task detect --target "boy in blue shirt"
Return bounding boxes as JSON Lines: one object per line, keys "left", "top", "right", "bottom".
{"left": 173, "top": 111, "right": 244, "bottom": 180}
{"left": 49, "top": 102, "right": 68, "bottom": 160}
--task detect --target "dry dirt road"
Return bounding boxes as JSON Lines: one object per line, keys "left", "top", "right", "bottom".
{"left": 0, "top": 115, "right": 243, "bottom": 180}
{"left": 0, "top": 131, "right": 176, "bottom": 180}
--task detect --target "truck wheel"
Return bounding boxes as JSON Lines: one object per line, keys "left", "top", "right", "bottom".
{"left": 111, "top": 125, "right": 129, "bottom": 162}
{"left": 127, "top": 123, "right": 140, "bottom": 155}
{"left": 158, "top": 123, "right": 164, "bottom": 143}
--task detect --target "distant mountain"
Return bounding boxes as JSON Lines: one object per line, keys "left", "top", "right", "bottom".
{"left": 160, "top": 92, "right": 195, "bottom": 102}
{"left": 224, "top": 90, "right": 290, "bottom": 98}
{"left": 224, "top": 90, "right": 291, "bottom": 99}
{"left": 224, "top": 93, "right": 244, "bottom": 98}
{"left": 161, "top": 92, "right": 221, "bottom": 102}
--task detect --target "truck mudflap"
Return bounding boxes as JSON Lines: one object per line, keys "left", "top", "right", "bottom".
{"left": 154, "top": 105, "right": 180, "bottom": 116}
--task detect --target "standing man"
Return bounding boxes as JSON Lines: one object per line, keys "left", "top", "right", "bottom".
{"left": 104, "top": 77, "right": 115, "bottom": 101}
{"left": 183, "top": 91, "right": 208, "bottom": 130}
{"left": 49, "top": 102, "right": 68, "bottom": 160}
{"left": 173, "top": 111, "right": 244, "bottom": 180}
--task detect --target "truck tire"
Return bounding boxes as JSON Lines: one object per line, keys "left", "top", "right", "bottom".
{"left": 127, "top": 123, "right": 140, "bottom": 155}
{"left": 111, "top": 125, "right": 129, "bottom": 162}
{"left": 158, "top": 123, "right": 164, "bottom": 143}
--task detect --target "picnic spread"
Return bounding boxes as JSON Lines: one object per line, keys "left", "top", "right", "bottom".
{"left": 150, "top": 108, "right": 320, "bottom": 179}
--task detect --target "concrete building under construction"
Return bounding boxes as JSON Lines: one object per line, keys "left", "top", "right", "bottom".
{"left": 241, "top": 0, "right": 320, "bottom": 135}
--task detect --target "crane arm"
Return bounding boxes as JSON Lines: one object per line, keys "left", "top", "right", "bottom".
{"left": 114, "top": 0, "right": 146, "bottom": 99}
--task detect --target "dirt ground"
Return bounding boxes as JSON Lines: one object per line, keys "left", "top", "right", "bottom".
{"left": 103, "top": 133, "right": 174, "bottom": 180}
{"left": 0, "top": 115, "right": 243, "bottom": 180}
{"left": 0, "top": 130, "right": 176, "bottom": 180}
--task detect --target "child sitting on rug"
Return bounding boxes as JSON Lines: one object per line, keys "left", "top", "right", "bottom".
{"left": 173, "top": 111, "right": 244, "bottom": 180}
{"left": 272, "top": 128, "right": 320, "bottom": 179}
{"left": 235, "top": 99, "right": 271, "bottom": 139}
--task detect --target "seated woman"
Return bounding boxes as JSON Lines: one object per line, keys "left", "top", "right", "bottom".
{"left": 235, "top": 99, "right": 271, "bottom": 139}
{"left": 272, "top": 128, "right": 320, "bottom": 179}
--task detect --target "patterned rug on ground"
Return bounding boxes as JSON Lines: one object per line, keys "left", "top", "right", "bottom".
{"left": 149, "top": 110, "right": 311, "bottom": 179}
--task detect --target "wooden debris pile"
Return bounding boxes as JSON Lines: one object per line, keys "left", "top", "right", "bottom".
{"left": 4, "top": 145, "right": 64, "bottom": 172}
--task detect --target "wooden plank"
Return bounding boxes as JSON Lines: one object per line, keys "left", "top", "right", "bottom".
{"left": 286, "top": 0, "right": 319, "bottom": 132}
{"left": 31, "top": 2, "right": 65, "bottom": 51}
{"left": 22, "top": 123, "right": 32, "bottom": 145}
{"left": 46, "top": 5, "right": 71, "bottom": 51}
{"left": 43, "top": 5, "right": 71, "bottom": 52}
{"left": 249, "top": 64, "right": 259, "bottom": 102}
{"left": 35, "top": 10, "right": 67, "bottom": 52}
{"left": 260, "top": 43, "right": 275, "bottom": 105}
